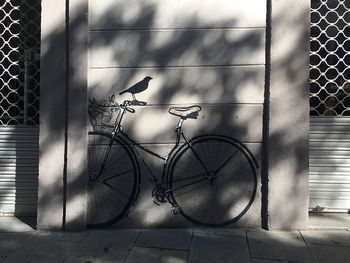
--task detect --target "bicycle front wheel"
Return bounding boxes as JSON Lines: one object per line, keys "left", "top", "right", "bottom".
{"left": 87, "top": 131, "right": 139, "bottom": 228}
{"left": 168, "top": 135, "right": 257, "bottom": 226}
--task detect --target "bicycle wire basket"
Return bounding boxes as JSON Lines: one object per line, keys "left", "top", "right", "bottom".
{"left": 88, "top": 96, "right": 120, "bottom": 133}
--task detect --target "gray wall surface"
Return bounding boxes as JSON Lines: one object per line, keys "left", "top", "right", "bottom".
{"left": 38, "top": 0, "right": 67, "bottom": 230}
{"left": 37, "top": 0, "right": 310, "bottom": 230}
{"left": 88, "top": 0, "right": 266, "bottom": 227}
{"left": 267, "top": 0, "right": 310, "bottom": 229}
{"left": 38, "top": 0, "right": 88, "bottom": 230}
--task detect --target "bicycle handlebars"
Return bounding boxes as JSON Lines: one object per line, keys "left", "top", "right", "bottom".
{"left": 120, "top": 105, "right": 135, "bottom": 113}
{"left": 120, "top": 100, "right": 147, "bottom": 114}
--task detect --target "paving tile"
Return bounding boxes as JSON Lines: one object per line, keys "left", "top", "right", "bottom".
{"left": 36, "top": 231, "right": 88, "bottom": 242}
{"left": 0, "top": 233, "right": 36, "bottom": 257}
{"left": 301, "top": 230, "right": 350, "bottom": 247}
{"left": 68, "top": 229, "right": 140, "bottom": 262}
{"left": 125, "top": 247, "right": 187, "bottom": 263}
{"left": 309, "top": 243, "right": 350, "bottom": 263}
{"left": 247, "top": 230, "right": 313, "bottom": 263}
{"left": 3, "top": 239, "right": 78, "bottom": 263}
{"left": 189, "top": 233, "right": 250, "bottom": 263}
{"left": 194, "top": 227, "right": 246, "bottom": 238}
{"left": 64, "top": 254, "right": 126, "bottom": 263}
{"left": 3, "top": 253, "right": 67, "bottom": 263}
{"left": 251, "top": 258, "right": 286, "bottom": 263}
{"left": 136, "top": 229, "right": 192, "bottom": 250}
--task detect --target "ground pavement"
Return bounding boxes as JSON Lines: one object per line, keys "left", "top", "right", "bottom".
{"left": 0, "top": 216, "right": 349, "bottom": 263}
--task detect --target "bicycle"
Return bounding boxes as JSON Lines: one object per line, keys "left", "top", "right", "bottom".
{"left": 87, "top": 97, "right": 258, "bottom": 228}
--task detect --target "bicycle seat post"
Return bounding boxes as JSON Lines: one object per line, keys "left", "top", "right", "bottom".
{"left": 176, "top": 118, "right": 184, "bottom": 130}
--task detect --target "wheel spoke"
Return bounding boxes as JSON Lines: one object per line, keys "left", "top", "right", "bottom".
{"left": 170, "top": 172, "right": 207, "bottom": 183}
{"left": 169, "top": 176, "right": 209, "bottom": 193}
{"left": 172, "top": 180, "right": 211, "bottom": 198}
{"left": 102, "top": 182, "right": 130, "bottom": 208}
{"left": 103, "top": 146, "right": 127, "bottom": 170}
{"left": 87, "top": 132, "right": 137, "bottom": 227}
{"left": 101, "top": 180, "right": 130, "bottom": 200}
{"left": 173, "top": 153, "right": 206, "bottom": 175}
{"left": 169, "top": 136, "right": 257, "bottom": 226}
{"left": 102, "top": 168, "right": 134, "bottom": 181}
{"left": 214, "top": 149, "right": 239, "bottom": 174}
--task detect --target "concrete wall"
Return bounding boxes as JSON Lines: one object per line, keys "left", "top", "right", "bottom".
{"left": 38, "top": 0, "right": 67, "bottom": 230}
{"left": 37, "top": 0, "right": 310, "bottom": 229}
{"left": 38, "top": 0, "right": 88, "bottom": 230}
{"left": 88, "top": 0, "right": 266, "bottom": 227}
{"left": 266, "top": 0, "right": 310, "bottom": 229}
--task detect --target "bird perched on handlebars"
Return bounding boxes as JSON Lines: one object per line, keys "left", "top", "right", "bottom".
{"left": 119, "top": 76, "right": 153, "bottom": 101}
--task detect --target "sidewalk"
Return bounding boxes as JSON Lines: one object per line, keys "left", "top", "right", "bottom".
{"left": 1, "top": 228, "right": 349, "bottom": 263}
{"left": 0, "top": 218, "right": 349, "bottom": 263}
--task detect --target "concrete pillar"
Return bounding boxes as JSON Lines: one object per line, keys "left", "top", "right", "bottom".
{"left": 38, "top": 0, "right": 67, "bottom": 230}
{"left": 65, "top": 0, "right": 88, "bottom": 230}
{"left": 38, "top": 0, "right": 88, "bottom": 230}
{"left": 267, "top": 0, "right": 310, "bottom": 229}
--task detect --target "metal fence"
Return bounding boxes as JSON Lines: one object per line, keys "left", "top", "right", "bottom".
{"left": 0, "top": 0, "right": 40, "bottom": 125}
{"left": 310, "top": 0, "right": 350, "bottom": 116}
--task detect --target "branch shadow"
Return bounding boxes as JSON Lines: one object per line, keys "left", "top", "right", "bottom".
{"left": 37, "top": 1, "right": 312, "bottom": 230}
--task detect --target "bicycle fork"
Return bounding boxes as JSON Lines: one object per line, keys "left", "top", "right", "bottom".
{"left": 90, "top": 137, "right": 115, "bottom": 182}
{"left": 178, "top": 127, "right": 213, "bottom": 181}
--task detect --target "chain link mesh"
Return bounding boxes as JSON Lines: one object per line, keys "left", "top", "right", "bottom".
{"left": 310, "top": 0, "right": 350, "bottom": 116}
{"left": 0, "top": 0, "right": 41, "bottom": 125}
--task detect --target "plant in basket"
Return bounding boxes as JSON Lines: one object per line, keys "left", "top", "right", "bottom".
{"left": 88, "top": 94, "right": 119, "bottom": 132}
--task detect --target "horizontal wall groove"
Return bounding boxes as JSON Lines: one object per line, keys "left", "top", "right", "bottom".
{"left": 89, "top": 27, "right": 266, "bottom": 32}
{"left": 105, "top": 140, "right": 263, "bottom": 145}
{"left": 89, "top": 64, "right": 266, "bottom": 70}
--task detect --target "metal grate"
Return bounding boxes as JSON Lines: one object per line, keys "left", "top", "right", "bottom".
{"left": 0, "top": 0, "right": 41, "bottom": 125}
{"left": 310, "top": 0, "right": 350, "bottom": 116}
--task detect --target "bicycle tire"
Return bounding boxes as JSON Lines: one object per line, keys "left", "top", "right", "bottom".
{"left": 168, "top": 135, "right": 257, "bottom": 227}
{"left": 87, "top": 131, "right": 139, "bottom": 228}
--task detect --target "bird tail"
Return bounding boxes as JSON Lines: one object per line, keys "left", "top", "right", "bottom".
{"left": 119, "top": 90, "right": 126, "bottom": 95}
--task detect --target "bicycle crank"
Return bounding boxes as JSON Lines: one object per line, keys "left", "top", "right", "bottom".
{"left": 151, "top": 184, "right": 168, "bottom": 205}
{"left": 207, "top": 171, "right": 218, "bottom": 185}
{"left": 89, "top": 172, "right": 98, "bottom": 182}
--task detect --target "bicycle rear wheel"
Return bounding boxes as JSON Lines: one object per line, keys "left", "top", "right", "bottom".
{"left": 168, "top": 135, "right": 257, "bottom": 226}
{"left": 87, "top": 131, "right": 139, "bottom": 228}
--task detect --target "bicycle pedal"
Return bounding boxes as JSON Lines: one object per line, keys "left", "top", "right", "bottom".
{"left": 150, "top": 177, "right": 159, "bottom": 183}
{"left": 152, "top": 197, "right": 160, "bottom": 206}
{"left": 171, "top": 206, "right": 180, "bottom": 215}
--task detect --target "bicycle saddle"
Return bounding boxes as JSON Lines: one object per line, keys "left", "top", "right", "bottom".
{"left": 168, "top": 105, "right": 201, "bottom": 119}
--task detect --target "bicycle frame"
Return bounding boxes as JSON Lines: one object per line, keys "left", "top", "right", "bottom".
{"left": 88, "top": 99, "right": 259, "bottom": 227}
{"left": 105, "top": 100, "right": 212, "bottom": 196}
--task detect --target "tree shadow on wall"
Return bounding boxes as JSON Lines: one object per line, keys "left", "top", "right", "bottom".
{"left": 37, "top": 1, "right": 314, "bottom": 229}
{"left": 88, "top": 2, "right": 264, "bottom": 228}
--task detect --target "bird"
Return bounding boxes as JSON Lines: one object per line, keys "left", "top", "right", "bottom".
{"left": 119, "top": 76, "right": 153, "bottom": 101}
